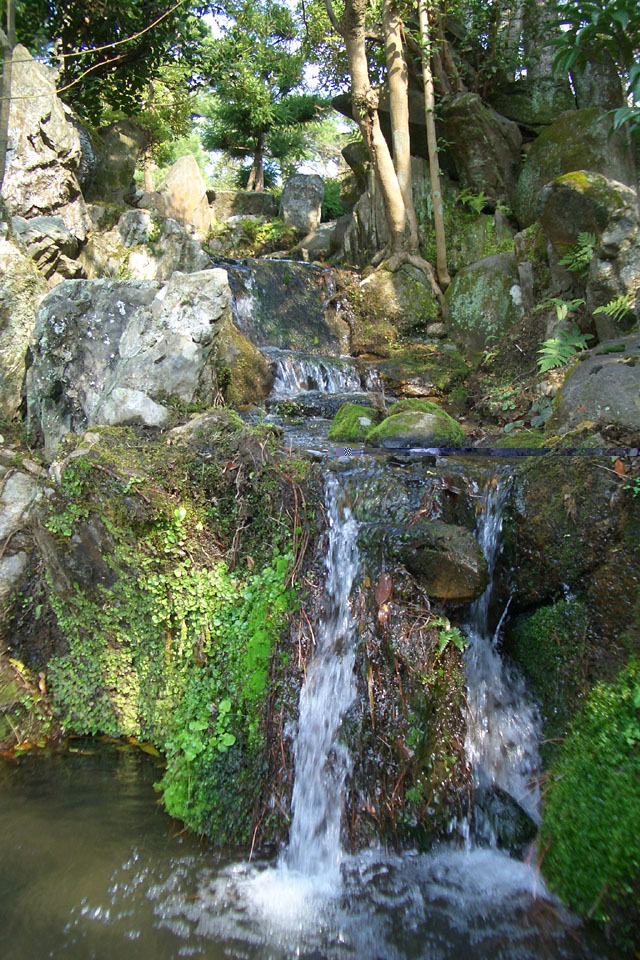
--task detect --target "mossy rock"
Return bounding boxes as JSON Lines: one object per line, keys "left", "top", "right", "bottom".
{"left": 443, "top": 253, "right": 523, "bottom": 354}
{"left": 347, "top": 264, "right": 439, "bottom": 352}
{"left": 367, "top": 403, "right": 465, "bottom": 449}
{"left": 328, "top": 402, "right": 378, "bottom": 442}
{"left": 373, "top": 345, "right": 469, "bottom": 397}
{"left": 514, "top": 108, "right": 637, "bottom": 228}
{"left": 399, "top": 519, "right": 489, "bottom": 601}
{"left": 540, "top": 661, "right": 640, "bottom": 953}
{"left": 218, "top": 323, "right": 274, "bottom": 408}
{"left": 539, "top": 171, "right": 638, "bottom": 251}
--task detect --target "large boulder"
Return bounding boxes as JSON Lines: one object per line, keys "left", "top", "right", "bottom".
{"left": 399, "top": 520, "right": 489, "bottom": 602}
{"left": 85, "top": 120, "right": 146, "bottom": 205}
{"left": 210, "top": 190, "right": 277, "bottom": 222}
{"left": 442, "top": 94, "right": 522, "bottom": 206}
{"left": 547, "top": 333, "right": 640, "bottom": 438}
{"left": 443, "top": 253, "right": 524, "bottom": 353}
{"left": 367, "top": 400, "right": 466, "bottom": 449}
{"left": 1, "top": 45, "right": 90, "bottom": 241}
{"left": 490, "top": 77, "right": 575, "bottom": 128}
{"left": 80, "top": 209, "right": 211, "bottom": 281}
{"left": 139, "top": 155, "right": 211, "bottom": 233}
{"left": 280, "top": 175, "right": 324, "bottom": 236}
{"left": 0, "top": 233, "right": 47, "bottom": 416}
{"left": 26, "top": 270, "right": 235, "bottom": 455}
{"left": 514, "top": 109, "right": 637, "bottom": 228}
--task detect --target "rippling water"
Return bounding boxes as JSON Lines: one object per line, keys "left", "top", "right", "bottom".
{"left": 0, "top": 742, "right": 614, "bottom": 960}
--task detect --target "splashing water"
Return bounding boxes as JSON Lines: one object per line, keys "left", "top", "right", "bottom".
{"left": 464, "top": 478, "right": 542, "bottom": 825}
{"left": 263, "top": 347, "right": 363, "bottom": 396}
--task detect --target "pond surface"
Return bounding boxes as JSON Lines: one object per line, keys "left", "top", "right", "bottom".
{"left": 0, "top": 741, "right": 616, "bottom": 960}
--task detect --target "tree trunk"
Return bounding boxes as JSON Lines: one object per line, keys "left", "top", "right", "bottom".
{"left": 342, "top": 0, "right": 407, "bottom": 257}
{"left": 246, "top": 133, "right": 265, "bottom": 192}
{"left": 381, "top": 0, "right": 419, "bottom": 249}
{"left": 418, "top": 0, "right": 450, "bottom": 288}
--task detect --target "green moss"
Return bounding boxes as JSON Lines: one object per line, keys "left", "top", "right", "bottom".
{"left": 507, "top": 599, "right": 589, "bottom": 760}
{"left": 496, "top": 427, "right": 546, "bottom": 448}
{"left": 367, "top": 403, "right": 465, "bottom": 447}
{"left": 540, "top": 661, "right": 640, "bottom": 952}
{"left": 328, "top": 402, "right": 377, "bottom": 442}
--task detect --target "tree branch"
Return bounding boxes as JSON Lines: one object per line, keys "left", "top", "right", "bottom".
{"left": 323, "top": 0, "right": 341, "bottom": 35}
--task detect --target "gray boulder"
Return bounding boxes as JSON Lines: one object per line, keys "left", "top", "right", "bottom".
{"left": 291, "top": 222, "right": 336, "bottom": 262}
{"left": 210, "top": 190, "right": 277, "bottom": 222}
{"left": 11, "top": 216, "right": 83, "bottom": 282}
{"left": 443, "top": 94, "right": 522, "bottom": 207}
{"left": 85, "top": 120, "right": 146, "bottom": 205}
{"left": 0, "top": 234, "right": 47, "bottom": 416}
{"left": 515, "top": 109, "right": 637, "bottom": 228}
{"left": 27, "top": 270, "right": 233, "bottom": 455}
{"left": 280, "top": 175, "right": 324, "bottom": 236}
{"left": 444, "top": 253, "right": 524, "bottom": 353}
{"left": 1, "top": 45, "right": 90, "bottom": 240}
{"left": 548, "top": 333, "right": 640, "bottom": 437}
{"left": 138, "top": 155, "right": 210, "bottom": 233}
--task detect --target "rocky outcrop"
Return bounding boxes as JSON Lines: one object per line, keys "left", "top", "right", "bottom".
{"left": 514, "top": 109, "right": 637, "bottom": 228}
{"left": 0, "top": 446, "right": 43, "bottom": 604}
{"left": 399, "top": 520, "right": 489, "bottom": 601}
{"left": 444, "top": 253, "right": 524, "bottom": 353}
{"left": 0, "top": 233, "right": 47, "bottom": 416}
{"left": 26, "top": 270, "right": 234, "bottom": 455}
{"left": 548, "top": 333, "right": 640, "bottom": 437}
{"left": 442, "top": 93, "right": 522, "bottom": 207}
{"left": 139, "top": 155, "right": 211, "bottom": 233}
{"left": 12, "top": 216, "right": 83, "bottom": 283}
{"left": 210, "top": 190, "right": 277, "bottom": 222}
{"left": 1, "top": 45, "right": 90, "bottom": 240}
{"left": 490, "top": 76, "right": 575, "bottom": 128}
{"left": 85, "top": 120, "right": 146, "bottom": 205}
{"left": 80, "top": 209, "right": 211, "bottom": 281}
{"left": 280, "top": 175, "right": 324, "bottom": 236}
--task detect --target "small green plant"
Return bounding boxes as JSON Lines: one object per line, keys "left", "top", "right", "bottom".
{"left": 321, "top": 179, "right": 346, "bottom": 222}
{"left": 457, "top": 188, "right": 490, "bottom": 215}
{"left": 593, "top": 291, "right": 634, "bottom": 325}
{"left": 558, "top": 232, "right": 596, "bottom": 275}
{"left": 539, "top": 296, "right": 585, "bottom": 324}
{"left": 431, "top": 616, "right": 467, "bottom": 654}
{"left": 537, "top": 322, "right": 593, "bottom": 373}
{"left": 623, "top": 476, "right": 640, "bottom": 498}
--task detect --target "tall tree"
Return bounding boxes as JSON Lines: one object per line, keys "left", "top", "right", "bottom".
{"left": 201, "top": 0, "right": 325, "bottom": 190}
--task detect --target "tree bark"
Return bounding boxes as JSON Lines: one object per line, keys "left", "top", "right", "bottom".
{"left": 342, "top": 0, "right": 407, "bottom": 257}
{"left": 381, "top": 0, "right": 419, "bottom": 249}
{"left": 418, "top": 0, "right": 450, "bottom": 288}
{"left": 246, "top": 132, "right": 265, "bottom": 191}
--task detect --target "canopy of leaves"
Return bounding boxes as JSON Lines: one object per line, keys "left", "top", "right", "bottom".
{"left": 15, "top": 0, "right": 212, "bottom": 124}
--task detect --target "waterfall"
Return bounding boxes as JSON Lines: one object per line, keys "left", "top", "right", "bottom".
{"left": 262, "top": 347, "right": 363, "bottom": 396}
{"left": 464, "top": 478, "right": 542, "bottom": 829}
{"left": 285, "top": 472, "right": 359, "bottom": 877}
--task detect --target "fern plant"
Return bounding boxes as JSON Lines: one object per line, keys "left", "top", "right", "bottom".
{"left": 593, "top": 292, "right": 634, "bottom": 324}
{"left": 537, "top": 323, "right": 593, "bottom": 373}
{"left": 558, "top": 232, "right": 597, "bottom": 275}
{"left": 457, "top": 188, "right": 489, "bottom": 215}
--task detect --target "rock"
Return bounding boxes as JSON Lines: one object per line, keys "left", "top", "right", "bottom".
{"left": 86, "top": 120, "right": 146, "bottom": 204}
{"left": 367, "top": 401, "right": 466, "bottom": 448}
{"left": 473, "top": 787, "right": 538, "bottom": 856}
{"left": 291, "top": 222, "right": 336, "bottom": 262}
{"left": 1, "top": 45, "right": 90, "bottom": 240}
{"left": 80, "top": 211, "right": 211, "bottom": 282}
{"left": 0, "top": 236, "right": 47, "bottom": 416}
{"left": 341, "top": 140, "right": 370, "bottom": 192}
{"left": 26, "top": 270, "right": 234, "bottom": 455}
{"left": 217, "top": 324, "right": 274, "bottom": 408}
{"left": 0, "top": 471, "right": 42, "bottom": 541}
{"left": 572, "top": 53, "right": 625, "bottom": 112}
{"left": 68, "top": 114, "right": 99, "bottom": 192}
{"left": 399, "top": 520, "right": 489, "bottom": 601}
{"left": 442, "top": 94, "right": 522, "bottom": 206}
{"left": 139, "top": 155, "right": 210, "bottom": 233}
{"left": 280, "top": 175, "right": 324, "bottom": 236}
{"left": 0, "top": 551, "right": 28, "bottom": 604}
{"left": 210, "top": 190, "right": 277, "bottom": 222}
{"left": 426, "top": 322, "right": 447, "bottom": 339}
{"left": 548, "top": 333, "right": 640, "bottom": 436}
{"left": 539, "top": 172, "right": 638, "bottom": 250}
{"left": 370, "top": 345, "right": 469, "bottom": 398}
{"left": 11, "top": 216, "right": 83, "bottom": 282}
{"left": 514, "top": 109, "right": 638, "bottom": 228}
{"left": 490, "top": 77, "right": 575, "bottom": 128}
{"left": 328, "top": 402, "right": 378, "bottom": 442}
{"left": 444, "top": 253, "right": 523, "bottom": 354}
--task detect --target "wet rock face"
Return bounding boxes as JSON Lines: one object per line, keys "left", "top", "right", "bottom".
{"left": 399, "top": 520, "right": 489, "bottom": 602}
{"left": 26, "top": 270, "right": 233, "bottom": 455}
{"left": 549, "top": 334, "right": 640, "bottom": 437}
{"left": 279, "top": 175, "right": 324, "bottom": 237}
{"left": 514, "top": 108, "right": 637, "bottom": 228}
{"left": 443, "top": 253, "right": 524, "bottom": 354}
{"left": 1, "top": 46, "right": 90, "bottom": 241}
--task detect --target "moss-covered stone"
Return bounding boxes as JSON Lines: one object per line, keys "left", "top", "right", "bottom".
{"left": 367, "top": 403, "right": 466, "bottom": 448}
{"left": 514, "top": 108, "right": 637, "bottom": 228}
{"left": 443, "top": 253, "right": 524, "bottom": 354}
{"left": 345, "top": 264, "right": 439, "bottom": 353}
{"left": 328, "top": 402, "right": 378, "bottom": 442}
{"left": 218, "top": 323, "right": 273, "bottom": 408}
{"left": 539, "top": 171, "right": 638, "bottom": 251}
{"left": 372, "top": 344, "right": 470, "bottom": 398}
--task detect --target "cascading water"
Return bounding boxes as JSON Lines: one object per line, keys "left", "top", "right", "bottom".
{"left": 285, "top": 472, "right": 359, "bottom": 877}
{"left": 464, "top": 477, "right": 542, "bottom": 830}
{"left": 262, "top": 347, "right": 363, "bottom": 396}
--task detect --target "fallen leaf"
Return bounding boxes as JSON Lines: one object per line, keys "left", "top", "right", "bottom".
{"left": 614, "top": 459, "right": 626, "bottom": 476}
{"left": 375, "top": 572, "right": 393, "bottom": 606}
